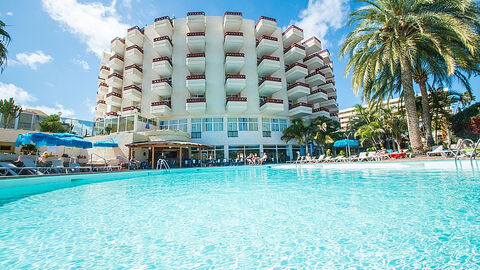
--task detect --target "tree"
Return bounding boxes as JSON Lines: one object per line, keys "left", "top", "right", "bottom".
{"left": 0, "top": 19, "right": 10, "bottom": 72}
{"left": 281, "top": 119, "right": 313, "bottom": 154}
{"left": 0, "top": 98, "right": 22, "bottom": 128}
{"left": 311, "top": 116, "right": 341, "bottom": 154}
{"left": 340, "top": 0, "right": 480, "bottom": 155}
{"left": 39, "top": 115, "right": 67, "bottom": 133}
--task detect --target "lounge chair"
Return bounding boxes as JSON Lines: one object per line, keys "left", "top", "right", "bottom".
{"left": 0, "top": 162, "right": 38, "bottom": 176}
{"left": 367, "top": 152, "right": 378, "bottom": 161}
{"left": 51, "top": 159, "right": 67, "bottom": 174}
{"left": 313, "top": 155, "right": 325, "bottom": 163}
{"left": 295, "top": 156, "right": 305, "bottom": 164}
{"left": 323, "top": 156, "right": 333, "bottom": 162}
{"left": 352, "top": 152, "right": 368, "bottom": 162}
{"left": 69, "top": 163, "right": 92, "bottom": 173}
{"left": 22, "top": 158, "right": 54, "bottom": 174}
{"left": 426, "top": 146, "right": 453, "bottom": 157}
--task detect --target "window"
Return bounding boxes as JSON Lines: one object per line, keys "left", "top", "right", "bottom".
{"left": 279, "top": 119, "right": 287, "bottom": 131}
{"left": 227, "top": 118, "right": 238, "bottom": 132}
{"left": 238, "top": 118, "right": 248, "bottom": 131}
{"left": 228, "top": 131, "right": 238, "bottom": 137}
{"left": 248, "top": 118, "right": 258, "bottom": 131}
{"left": 192, "top": 118, "right": 202, "bottom": 132}
{"left": 159, "top": 121, "right": 168, "bottom": 130}
{"left": 272, "top": 119, "right": 279, "bottom": 131}
{"left": 263, "top": 131, "right": 271, "bottom": 137}
{"left": 213, "top": 118, "right": 223, "bottom": 131}
{"left": 262, "top": 118, "right": 288, "bottom": 133}
{"left": 191, "top": 132, "right": 201, "bottom": 139}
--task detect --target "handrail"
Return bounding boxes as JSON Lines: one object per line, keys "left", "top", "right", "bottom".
{"left": 471, "top": 139, "right": 480, "bottom": 160}
{"left": 156, "top": 158, "right": 170, "bottom": 170}
{"left": 455, "top": 139, "right": 475, "bottom": 161}
{"left": 90, "top": 153, "right": 108, "bottom": 167}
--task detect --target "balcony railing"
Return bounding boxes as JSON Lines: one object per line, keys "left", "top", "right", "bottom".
{"left": 305, "top": 70, "right": 325, "bottom": 79}
{"left": 258, "top": 76, "right": 281, "bottom": 86}
{"left": 284, "top": 43, "right": 305, "bottom": 54}
{"left": 255, "top": 16, "right": 276, "bottom": 28}
{"left": 111, "top": 37, "right": 125, "bottom": 44}
{"left": 108, "top": 73, "right": 123, "bottom": 80}
{"left": 260, "top": 98, "right": 283, "bottom": 107}
{"left": 282, "top": 25, "right": 303, "bottom": 36}
{"left": 187, "top": 32, "right": 205, "bottom": 37}
{"left": 256, "top": 35, "right": 278, "bottom": 46}
{"left": 152, "top": 78, "right": 172, "bottom": 86}
{"left": 125, "top": 64, "right": 142, "bottom": 72}
{"left": 109, "top": 54, "right": 124, "bottom": 62}
{"left": 328, "top": 96, "right": 336, "bottom": 101}
{"left": 97, "top": 100, "right": 106, "bottom": 104}
{"left": 187, "top": 75, "right": 206, "bottom": 80}
{"left": 128, "top": 26, "right": 144, "bottom": 34}
{"left": 226, "top": 74, "right": 246, "bottom": 79}
{"left": 225, "top": 31, "right": 243, "bottom": 37}
{"left": 226, "top": 97, "right": 247, "bottom": 103}
{"left": 126, "top": 45, "right": 144, "bottom": 54}
{"left": 285, "top": 62, "right": 307, "bottom": 72}
{"left": 124, "top": 85, "right": 142, "bottom": 92}
{"left": 187, "top": 11, "right": 205, "bottom": 16}
{"left": 224, "top": 11, "right": 242, "bottom": 16}
{"left": 257, "top": 55, "right": 279, "bottom": 65}
{"left": 154, "top": 16, "right": 173, "bottom": 25}
{"left": 187, "top": 53, "right": 205, "bottom": 58}
{"left": 186, "top": 97, "right": 206, "bottom": 103}
{"left": 302, "top": 36, "right": 321, "bottom": 46}
{"left": 289, "top": 102, "right": 312, "bottom": 110}
{"left": 152, "top": 101, "right": 172, "bottom": 108}
{"left": 313, "top": 107, "right": 329, "bottom": 113}
{"left": 225, "top": 52, "right": 244, "bottom": 58}
{"left": 153, "top": 57, "right": 172, "bottom": 65}
{"left": 99, "top": 82, "right": 108, "bottom": 88}
{"left": 311, "top": 88, "right": 328, "bottom": 95}
{"left": 287, "top": 82, "right": 309, "bottom": 91}
{"left": 153, "top": 36, "right": 173, "bottom": 45}
{"left": 106, "top": 112, "right": 119, "bottom": 117}
{"left": 106, "top": 92, "right": 122, "bottom": 98}
{"left": 122, "top": 106, "right": 141, "bottom": 113}
{"left": 100, "top": 65, "right": 110, "bottom": 71}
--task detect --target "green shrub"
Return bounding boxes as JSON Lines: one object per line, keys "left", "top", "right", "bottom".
{"left": 326, "top": 149, "right": 332, "bottom": 157}
{"left": 452, "top": 103, "right": 480, "bottom": 140}
{"left": 339, "top": 150, "right": 346, "bottom": 156}
{"left": 366, "top": 147, "right": 377, "bottom": 153}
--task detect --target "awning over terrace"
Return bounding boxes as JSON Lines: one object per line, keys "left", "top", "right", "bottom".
{"left": 125, "top": 140, "right": 213, "bottom": 168}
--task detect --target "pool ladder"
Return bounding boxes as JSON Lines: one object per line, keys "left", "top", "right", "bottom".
{"left": 156, "top": 159, "right": 170, "bottom": 170}
{"left": 454, "top": 139, "right": 480, "bottom": 162}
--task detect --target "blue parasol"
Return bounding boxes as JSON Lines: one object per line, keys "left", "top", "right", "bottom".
{"left": 14, "top": 133, "right": 93, "bottom": 149}
{"left": 333, "top": 139, "right": 359, "bottom": 148}
{"left": 93, "top": 141, "right": 119, "bottom": 147}
{"left": 145, "top": 119, "right": 150, "bottom": 129}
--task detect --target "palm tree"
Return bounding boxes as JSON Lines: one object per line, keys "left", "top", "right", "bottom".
{"left": 340, "top": 0, "right": 480, "bottom": 155}
{"left": 0, "top": 98, "right": 22, "bottom": 128}
{"left": 355, "top": 120, "right": 385, "bottom": 147}
{"left": 311, "top": 116, "right": 341, "bottom": 154}
{"left": 281, "top": 119, "right": 313, "bottom": 154}
{"left": 0, "top": 19, "right": 11, "bottom": 72}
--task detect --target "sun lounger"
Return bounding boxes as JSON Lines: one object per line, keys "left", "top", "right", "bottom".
{"left": 51, "top": 160, "right": 67, "bottom": 174}
{"left": 367, "top": 152, "right": 378, "bottom": 161}
{"left": 69, "top": 163, "right": 92, "bottom": 173}
{"left": 323, "top": 156, "right": 333, "bottom": 162}
{"left": 312, "top": 155, "right": 325, "bottom": 163}
{"left": 426, "top": 146, "right": 453, "bottom": 157}
{"left": 22, "top": 158, "right": 54, "bottom": 174}
{"left": 0, "top": 162, "right": 38, "bottom": 176}
{"left": 352, "top": 152, "right": 368, "bottom": 162}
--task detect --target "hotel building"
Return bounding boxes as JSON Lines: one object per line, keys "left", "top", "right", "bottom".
{"left": 94, "top": 12, "right": 339, "bottom": 162}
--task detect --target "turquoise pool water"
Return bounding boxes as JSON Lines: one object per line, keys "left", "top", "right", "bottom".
{"left": 1, "top": 161, "right": 480, "bottom": 268}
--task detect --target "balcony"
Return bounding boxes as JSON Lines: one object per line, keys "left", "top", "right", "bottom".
{"left": 224, "top": 12, "right": 243, "bottom": 32}
{"left": 109, "top": 54, "right": 124, "bottom": 71}
{"left": 102, "top": 52, "right": 111, "bottom": 64}
{"left": 303, "top": 53, "right": 324, "bottom": 71}
{"left": 111, "top": 38, "right": 125, "bottom": 55}
{"left": 154, "top": 16, "right": 173, "bottom": 37}
{"left": 258, "top": 76, "right": 282, "bottom": 96}
{"left": 259, "top": 98, "right": 284, "bottom": 114}
{"left": 307, "top": 89, "right": 328, "bottom": 103}
{"left": 152, "top": 57, "right": 173, "bottom": 78}
{"left": 153, "top": 36, "right": 173, "bottom": 57}
{"left": 105, "top": 92, "right": 122, "bottom": 107}
{"left": 287, "top": 82, "right": 310, "bottom": 100}
{"left": 125, "top": 45, "right": 144, "bottom": 65}
{"left": 151, "top": 101, "right": 172, "bottom": 116}
{"left": 225, "top": 53, "right": 245, "bottom": 74}
{"left": 284, "top": 43, "right": 306, "bottom": 65}
{"left": 122, "top": 106, "right": 141, "bottom": 116}
{"left": 106, "top": 73, "right": 123, "bottom": 88}
{"left": 126, "top": 26, "right": 144, "bottom": 46}
{"left": 95, "top": 109, "right": 104, "bottom": 118}
{"left": 98, "top": 82, "right": 109, "bottom": 95}
{"left": 187, "top": 12, "right": 206, "bottom": 32}
{"left": 256, "top": 35, "right": 279, "bottom": 57}
{"left": 319, "top": 97, "right": 337, "bottom": 109}
{"left": 318, "top": 65, "right": 333, "bottom": 78}
{"left": 302, "top": 37, "right": 322, "bottom": 56}
{"left": 124, "top": 64, "right": 143, "bottom": 84}
{"left": 285, "top": 63, "right": 308, "bottom": 83}
{"left": 257, "top": 55, "right": 281, "bottom": 77}
{"left": 186, "top": 32, "right": 206, "bottom": 53}
{"left": 186, "top": 53, "right": 205, "bottom": 75}
{"left": 319, "top": 80, "right": 335, "bottom": 92}
{"left": 289, "top": 102, "right": 312, "bottom": 117}
{"left": 312, "top": 107, "right": 330, "bottom": 118}
{"left": 224, "top": 32, "right": 244, "bottom": 53}
{"left": 225, "top": 74, "right": 246, "bottom": 95}
{"left": 319, "top": 49, "right": 331, "bottom": 63}
{"left": 98, "top": 77, "right": 105, "bottom": 85}
{"left": 226, "top": 97, "right": 247, "bottom": 113}
{"left": 255, "top": 16, "right": 277, "bottom": 37}
{"left": 151, "top": 79, "right": 172, "bottom": 97}
{"left": 329, "top": 105, "right": 339, "bottom": 114}
{"left": 123, "top": 85, "right": 142, "bottom": 102}
{"left": 99, "top": 65, "right": 110, "bottom": 79}
{"left": 330, "top": 113, "right": 339, "bottom": 122}
{"left": 186, "top": 75, "right": 206, "bottom": 95}
{"left": 305, "top": 70, "right": 326, "bottom": 87}
{"left": 106, "top": 111, "right": 119, "bottom": 118}
{"left": 282, "top": 25, "right": 303, "bottom": 48}
{"left": 97, "top": 100, "right": 107, "bottom": 111}
{"left": 186, "top": 97, "right": 206, "bottom": 115}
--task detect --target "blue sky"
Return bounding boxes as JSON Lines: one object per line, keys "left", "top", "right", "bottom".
{"left": 1, "top": 0, "right": 479, "bottom": 120}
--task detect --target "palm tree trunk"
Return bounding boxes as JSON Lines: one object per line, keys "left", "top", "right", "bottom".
{"left": 400, "top": 56, "right": 424, "bottom": 155}
{"left": 417, "top": 80, "right": 434, "bottom": 146}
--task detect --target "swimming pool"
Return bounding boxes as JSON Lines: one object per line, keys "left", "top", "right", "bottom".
{"left": 1, "top": 160, "right": 479, "bottom": 268}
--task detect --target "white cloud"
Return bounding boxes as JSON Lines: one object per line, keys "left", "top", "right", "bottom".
{"left": 74, "top": 59, "right": 90, "bottom": 70}
{"left": 6, "top": 12, "right": 13, "bottom": 16}
{"left": 42, "top": 0, "right": 130, "bottom": 58}
{"left": 13, "top": 51, "right": 53, "bottom": 70}
{"left": 30, "top": 104, "right": 75, "bottom": 117}
{"left": 289, "top": 0, "right": 350, "bottom": 45}
{"left": 83, "top": 98, "right": 95, "bottom": 114}
{"left": 0, "top": 82, "right": 37, "bottom": 104}
{"left": 0, "top": 82, "right": 74, "bottom": 117}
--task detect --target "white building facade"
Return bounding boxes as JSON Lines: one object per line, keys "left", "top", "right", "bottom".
{"left": 95, "top": 12, "right": 339, "bottom": 162}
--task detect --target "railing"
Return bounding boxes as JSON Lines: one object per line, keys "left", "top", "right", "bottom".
{"left": 226, "top": 97, "right": 247, "bottom": 103}
{"left": 187, "top": 97, "right": 206, "bottom": 103}
{"left": 289, "top": 102, "right": 312, "bottom": 110}
{"left": 111, "top": 37, "right": 125, "bottom": 44}
{"left": 128, "top": 26, "right": 144, "bottom": 34}
{"left": 126, "top": 45, "right": 144, "bottom": 54}
{"left": 125, "top": 64, "right": 142, "bottom": 72}
{"left": 106, "top": 92, "right": 122, "bottom": 98}
{"left": 225, "top": 52, "right": 244, "bottom": 57}
{"left": 154, "top": 16, "right": 172, "bottom": 25}
{"left": 122, "top": 106, "right": 141, "bottom": 112}
{"left": 306, "top": 70, "right": 326, "bottom": 79}
{"left": 187, "top": 32, "right": 205, "bottom": 37}
{"left": 258, "top": 76, "right": 281, "bottom": 86}
{"left": 260, "top": 98, "right": 283, "bottom": 107}
{"left": 255, "top": 16, "right": 276, "bottom": 28}
{"left": 257, "top": 55, "right": 280, "bottom": 65}
{"left": 313, "top": 107, "right": 329, "bottom": 113}
{"left": 187, "top": 11, "right": 205, "bottom": 16}
{"left": 156, "top": 159, "right": 170, "bottom": 170}
{"left": 287, "top": 82, "right": 309, "bottom": 91}
{"left": 187, "top": 75, "right": 205, "bottom": 80}
{"left": 91, "top": 153, "right": 107, "bottom": 167}
{"left": 187, "top": 53, "right": 205, "bottom": 58}
{"left": 152, "top": 78, "right": 172, "bottom": 86}
{"left": 109, "top": 54, "right": 124, "bottom": 62}
{"left": 108, "top": 73, "right": 123, "bottom": 79}
{"left": 124, "top": 85, "right": 142, "bottom": 92}
{"left": 224, "top": 11, "right": 242, "bottom": 16}
{"left": 224, "top": 32, "right": 243, "bottom": 37}
{"left": 285, "top": 62, "right": 307, "bottom": 72}
{"left": 153, "top": 57, "right": 172, "bottom": 65}
{"left": 283, "top": 25, "right": 303, "bottom": 35}
{"left": 304, "top": 53, "right": 323, "bottom": 62}
{"left": 284, "top": 43, "right": 305, "bottom": 54}
{"left": 153, "top": 36, "right": 173, "bottom": 45}
{"left": 257, "top": 35, "right": 278, "bottom": 44}
{"left": 151, "top": 101, "right": 171, "bottom": 108}
{"left": 226, "top": 74, "right": 246, "bottom": 79}
{"left": 455, "top": 139, "right": 480, "bottom": 161}
{"left": 302, "top": 36, "right": 321, "bottom": 45}
{"left": 97, "top": 100, "right": 106, "bottom": 104}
